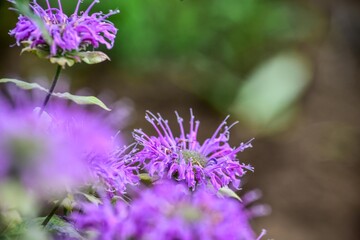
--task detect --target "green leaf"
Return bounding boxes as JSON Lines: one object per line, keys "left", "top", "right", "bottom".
{"left": 42, "top": 216, "right": 84, "bottom": 239}
{"left": 0, "top": 78, "right": 47, "bottom": 91}
{"left": 218, "top": 187, "right": 242, "bottom": 201}
{"left": 2, "top": 216, "right": 82, "bottom": 240}
{"left": 75, "top": 51, "right": 110, "bottom": 64}
{"left": 52, "top": 92, "right": 111, "bottom": 111}
{"left": 0, "top": 78, "right": 111, "bottom": 111}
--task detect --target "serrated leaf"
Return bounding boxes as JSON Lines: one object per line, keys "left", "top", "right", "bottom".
{"left": 76, "top": 51, "right": 110, "bottom": 64}
{"left": 218, "top": 187, "right": 242, "bottom": 201}
{"left": 0, "top": 78, "right": 47, "bottom": 91}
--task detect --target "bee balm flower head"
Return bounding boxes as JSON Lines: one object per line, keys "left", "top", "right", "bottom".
{"left": 72, "top": 181, "right": 267, "bottom": 240}
{"left": 9, "top": 0, "right": 119, "bottom": 65}
{"left": 133, "top": 110, "right": 254, "bottom": 191}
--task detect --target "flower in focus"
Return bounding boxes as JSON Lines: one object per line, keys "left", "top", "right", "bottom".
{"left": 72, "top": 181, "right": 266, "bottom": 240}
{"left": 133, "top": 110, "right": 254, "bottom": 191}
{"left": 9, "top": 0, "right": 119, "bottom": 64}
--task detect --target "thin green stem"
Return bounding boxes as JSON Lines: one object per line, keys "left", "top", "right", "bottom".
{"left": 39, "top": 65, "right": 62, "bottom": 116}
{"left": 41, "top": 198, "right": 64, "bottom": 227}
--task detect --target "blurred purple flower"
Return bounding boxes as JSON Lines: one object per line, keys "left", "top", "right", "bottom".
{"left": 9, "top": 0, "right": 119, "bottom": 56}
{"left": 0, "top": 98, "right": 139, "bottom": 196}
{"left": 72, "top": 181, "right": 266, "bottom": 240}
{"left": 133, "top": 110, "right": 254, "bottom": 191}
{"left": 47, "top": 104, "right": 140, "bottom": 194}
{"left": 0, "top": 104, "right": 89, "bottom": 196}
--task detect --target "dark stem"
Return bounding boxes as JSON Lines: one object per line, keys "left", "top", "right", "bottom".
{"left": 41, "top": 198, "right": 64, "bottom": 227}
{"left": 39, "top": 65, "right": 62, "bottom": 116}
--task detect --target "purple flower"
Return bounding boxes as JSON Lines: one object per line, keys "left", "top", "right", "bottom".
{"left": 38, "top": 103, "right": 140, "bottom": 194}
{"left": 0, "top": 96, "right": 139, "bottom": 196}
{"left": 89, "top": 144, "right": 140, "bottom": 195}
{"left": 9, "top": 0, "right": 119, "bottom": 56}
{"left": 133, "top": 110, "right": 254, "bottom": 191}
{"left": 72, "top": 181, "right": 266, "bottom": 240}
{"left": 0, "top": 104, "right": 89, "bottom": 196}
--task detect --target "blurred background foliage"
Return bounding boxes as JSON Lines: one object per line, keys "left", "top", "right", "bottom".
{"left": 100, "top": 0, "right": 321, "bottom": 134}
{"left": 1, "top": 0, "right": 359, "bottom": 239}
{"left": 1, "top": 0, "right": 324, "bottom": 134}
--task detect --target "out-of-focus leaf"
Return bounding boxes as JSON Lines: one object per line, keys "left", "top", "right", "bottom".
{"left": 0, "top": 78, "right": 47, "bottom": 91}
{"left": 42, "top": 215, "right": 84, "bottom": 239}
{"left": 0, "top": 181, "right": 39, "bottom": 218}
{"left": 3, "top": 216, "right": 83, "bottom": 240}
{"left": 231, "top": 51, "right": 312, "bottom": 134}
{"left": 52, "top": 92, "right": 111, "bottom": 111}
{"left": 218, "top": 186, "right": 242, "bottom": 201}
{"left": 1, "top": 221, "right": 48, "bottom": 240}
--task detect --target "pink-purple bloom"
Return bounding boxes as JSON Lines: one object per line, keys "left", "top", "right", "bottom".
{"left": 133, "top": 110, "right": 254, "bottom": 191}
{"left": 89, "top": 144, "right": 140, "bottom": 195}
{"left": 0, "top": 103, "right": 89, "bottom": 195}
{"left": 0, "top": 96, "right": 139, "bottom": 196}
{"left": 9, "top": 0, "right": 119, "bottom": 56}
{"left": 72, "top": 181, "right": 266, "bottom": 240}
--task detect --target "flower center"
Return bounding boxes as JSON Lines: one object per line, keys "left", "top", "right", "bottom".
{"left": 180, "top": 150, "right": 207, "bottom": 167}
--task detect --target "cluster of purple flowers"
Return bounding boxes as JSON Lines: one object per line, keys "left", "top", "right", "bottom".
{"left": 0, "top": 1, "right": 269, "bottom": 239}
{"left": 133, "top": 110, "right": 254, "bottom": 190}
{"left": 9, "top": 0, "right": 119, "bottom": 56}
{"left": 72, "top": 181, "right": 266, "bottom": 240}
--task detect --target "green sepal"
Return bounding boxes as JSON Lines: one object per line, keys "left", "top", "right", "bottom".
{"left": 75, "top": 51, "right": 110, "bottom": 65}
{"left": 20, "top": 41, "right": 110, "bottom": 68}
{"left": 218, "top": 186, "right": 242, "bottom": 201}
